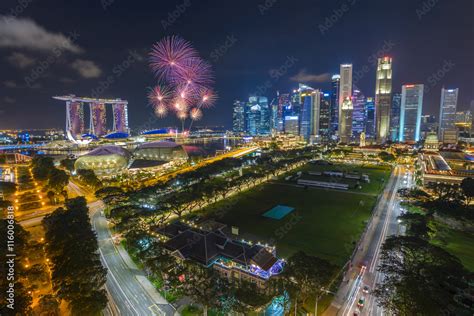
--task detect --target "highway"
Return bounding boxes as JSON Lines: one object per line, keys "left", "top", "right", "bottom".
{"left": 324, "top": 165, "right": 412, "bottom": 316}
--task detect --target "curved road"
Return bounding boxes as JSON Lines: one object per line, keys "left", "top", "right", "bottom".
{"left": 90, "top": 202, "right": 176, "bottom": 316}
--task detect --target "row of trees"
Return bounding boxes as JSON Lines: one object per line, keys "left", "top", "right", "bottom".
{"left": 0, "top": 200, "right": 32, "bottom": 315}
{"left": 42, "top": 197, "right": 107, "bottom": 315}
{"left": 31, "top": 156, "right": 69, "bottom": 203}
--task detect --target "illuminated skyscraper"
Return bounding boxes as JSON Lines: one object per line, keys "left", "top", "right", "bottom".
{"left": 112, "top": 102, "right": 129, "bottom": 133}
{"left": 232, "top": 100, "right": 246, "bottom": 134}
{"left": 352, "top": 89, "right": 366, "bottom": 138}
{"left": 365, "top": 97, "right": 375, "bottom": 139}
{"left": 317, "top": 92, "right": 331, "bottom": 142}
{"left": 338, "top": 64, "right": 353, "bottom": 143}
{"left": 438, "top": 88, "right": 459, "bottom": 144}
{"left": 299, "top": 84, "right": 315, "bottom": 140}
{"left": 375, "top": 57, "right": 392, "bottom": 143}
{"left": 399, "top": 84, "right": 424, "bottom": 142}
{"left": 277, "top": 93, "right": 290, "bottom": 132}
{"left": 330, "top": 74, "right": 340, "bottom": 135}
{"left": 66, "top": 101, "right": 84, "bottom": 138}
{"left": 246, "top": 96, "right": 270, "bottom": 136}
{"left": 90, "top": 102, "right": 107, "bottom": 136}
{"left": 390, "top": 93, "right": 401, "bottom": 141}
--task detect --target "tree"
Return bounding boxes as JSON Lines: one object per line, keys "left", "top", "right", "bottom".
{"left": 38, "top": 294, "right": 60, "bottom": 316}
{"left": 275, "top": 251, "right": 336, "bottom": 312}
{"left": 76, "top": 169, "right": 102, "bottom": 189}
{"left": 0, "top": 219, "right": 32, "bottom": 315}
{"left": 397, "top": 212, "right": 433, "bottom": 239}
{"left": 374, "top": 235, "right": 470, "bottom": 315}
{"left": 60, "top": 158, "right": 76, "bottom": 172}
{"left": 42, "top": 197, "right": 107, "bottom": 315}
{"left": 31, "top": 156, "right": 55, "bottom": 180}
{"left": 378, "top": 151, "right": 396, "bottom": 162}
{"left": 460, "top": 177, "right": 474, "bottom": 206}
{"left": 47, "top": 168, "right": 69, "bottom": 194}
{"left": 0, "top": 181, "right": 16, "bottom": 196}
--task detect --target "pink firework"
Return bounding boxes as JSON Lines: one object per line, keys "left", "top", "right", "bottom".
{"left": 197, "top": 87, "right": 217, "bottom": 109}
{"left": 147, "top": 85, "right": 172, "bottom": 106}
{"left": 149, "top": 36, "right": 198, "bottom": 80}
{"left": 190, "top": 108, "right": 203, "bottom": 121}
{"left": 154, "top": 104, "right": 168, "bottom": 118}
{"left": 170, "top": 57, "right": 213, "bottom": 88}
{"left": 149, "top": 35, "right": 217, "bottom": 128}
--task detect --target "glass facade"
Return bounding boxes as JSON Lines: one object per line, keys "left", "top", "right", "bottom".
{"left": 399, "top": 84, "right": 424, "bottom": 142}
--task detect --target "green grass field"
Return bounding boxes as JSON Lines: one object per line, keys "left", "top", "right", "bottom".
{"left": 432, "top": 222, "right": 474, "bottom": 272}
{"left": 196, "top": 164, "right": 391, "bottom": 266}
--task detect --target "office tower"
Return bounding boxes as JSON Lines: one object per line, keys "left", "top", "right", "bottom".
{"left": 399, "top": 84, "right": 424, "bottom": 142}
{"left": 276, "top": 93, "right": 290, "bottom": 132}
{"left": 299, "top": 84, "right": 315, "bottom": 140}
{"left": 365, "top": 97, "right": 375, "bottom": 139}
{"left": 284, "top": 116, "right": 299, "bottom": 135}
{"left": 375, "top": 57, "right": 393, "bottom": 143}
{"left": 271, "top": 98, "right": 278, "bottom": 132}
{"left": 246, "top": 96, "right": 270, "bottom": 136}
{"left": 420, "top": 114, "right": 437, "bottom": 140}
{"left": 352, "top": 89, "right": 366, "bottom": 138}
{"left": 232, "top": 100, "right": 246, "bottom": 134}
{"left": 317, "top": 92, "right": 331, "bottom": 142}
{"left": 438, "top": 88, "right": 459, "bottom": 144}
{"left": 330, "top": 74, "right": 340, "bottom": 135}
{"left": 339, "top": 64, "right": 353, "bottom": 143}
{"left": 390, "top": 93, "right": 401, "bottom": 141}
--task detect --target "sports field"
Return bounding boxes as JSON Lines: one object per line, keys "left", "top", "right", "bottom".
{"left": 198, "top": 163, "right": 391, "bottom": 266}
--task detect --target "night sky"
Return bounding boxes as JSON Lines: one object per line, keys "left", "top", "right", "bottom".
{"left": 0, "top": 0, "right": 472, "bottom": 130}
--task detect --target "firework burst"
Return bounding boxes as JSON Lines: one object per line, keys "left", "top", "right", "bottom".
{"left": 149, "top": 36, "right": 198, "bottom": 80}
{"left": 148, "top": 35, "right": 217, "bottom": 131}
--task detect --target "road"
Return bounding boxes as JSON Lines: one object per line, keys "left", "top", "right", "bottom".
{"left": 324, "top": 165, "right": 412, "bottom": 316}
{"left": 90, "top": 203, "right": 176, "bottom": 316}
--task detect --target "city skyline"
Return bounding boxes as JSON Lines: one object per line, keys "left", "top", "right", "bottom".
{"left": 0, "top": 0, "right": 472, "bottom": 130}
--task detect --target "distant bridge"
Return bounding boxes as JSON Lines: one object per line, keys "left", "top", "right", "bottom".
{"left": 0, "top": 144, "right": 45, "bottom": 151}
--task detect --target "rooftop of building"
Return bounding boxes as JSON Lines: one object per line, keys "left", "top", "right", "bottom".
{"left": 155, "top": 221, "right": 279, "bottom": 272}
{"left": 83, "top": 145, "right": 130, "bottom": 157}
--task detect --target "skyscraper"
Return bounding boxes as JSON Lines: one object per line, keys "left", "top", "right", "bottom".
{"left": 112, "top": 102, "right": 129, "bottom": 133}
{"left": 246, "top": 96, "right": 270, "bottom": 136}
{"left": 330, "top": 74, "right": 340, "bottom": 135}
{"left": 299, "top": 84, "right": 315, "bottom": 141}
{"left": 390, "top": 93, "right": 401, "bottom": 142}
{"left": 277, "top": 93, "right": 290, "bottom": 132}
{"left": 399, "top": 84, "right": 424, "bottom": 142}
{"left": 232, "top": 100, "right": 246, "bottom": 134}
{"left": 365, "top": 97, "right": 375, "bottom": 139}
{"left": 339, "top": 64, "right": 353, "bottom": 143}
{"left": 438, "top": 88, "right": 459, "bottom": 144}
{"left": 375, "top": 57, "right": 393, "bottom": 144}
{"left": 284, "top": 116, "right": 299, "bottom": 135}
{"left": 352, "top": 89, "right": 366, "bottom": 138}
{"left": 317, "top": 92, "right": 331, "bottom": 142}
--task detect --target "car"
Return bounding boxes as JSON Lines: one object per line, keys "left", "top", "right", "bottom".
{"left": 362, "top": 285, "right": 370, "bottom": 294}
{"left": 357, "top": 297, "right": 365, "bottom": 308}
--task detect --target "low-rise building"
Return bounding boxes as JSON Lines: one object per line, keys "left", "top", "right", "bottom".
{"left": 155, "top": 221, "right": 284, "bottom": 288}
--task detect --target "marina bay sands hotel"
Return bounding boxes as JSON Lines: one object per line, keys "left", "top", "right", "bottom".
{"left": 53, "top": 95, "right": 129, "bottom": 141}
